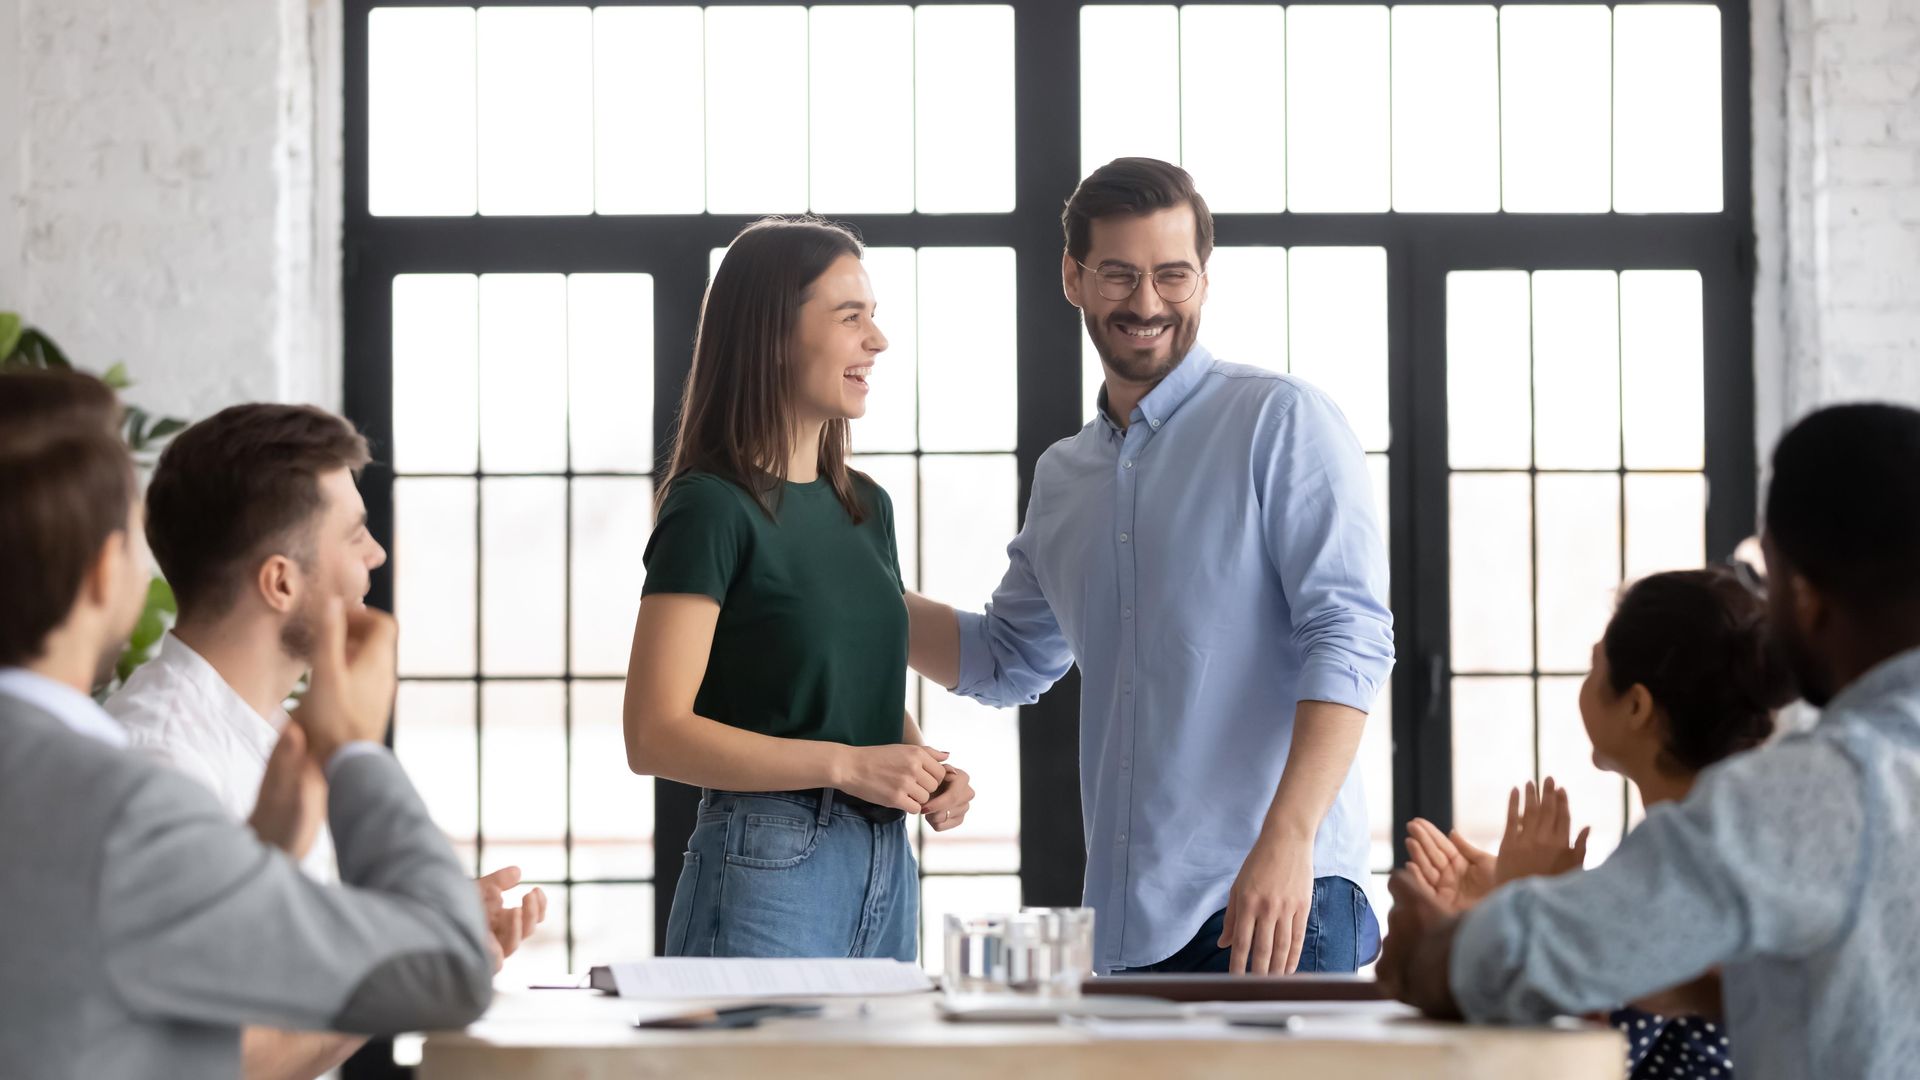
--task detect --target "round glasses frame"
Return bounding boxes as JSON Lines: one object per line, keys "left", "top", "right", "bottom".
{"left": 1075, "top": 260, "right": 1203, "bottom": 304}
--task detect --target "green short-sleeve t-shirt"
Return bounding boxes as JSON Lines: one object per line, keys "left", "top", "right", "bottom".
{"left": 641, "top": 470, "right": 907, "bottom": 748}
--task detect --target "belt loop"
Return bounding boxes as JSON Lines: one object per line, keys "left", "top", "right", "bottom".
{"left": 817, "top": 787, "right": 834, "bottom": 827}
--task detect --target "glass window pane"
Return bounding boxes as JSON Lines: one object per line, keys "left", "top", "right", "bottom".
{"left": 1286, "top": 6, "right": 1390, "bottom": 213}
{"left": 594, "top": 7, "right": 705, "bottom": 214}
{"left": 1532, "top": 271, "right": 1621, "bottom": 469}
{"left": 480, "top": 274, "right": 569, "bottom": 473}
{"left": 395, "top": 478, "right": 476, "bottom": 677}
{"left": 1621, "top": 270, "right": 1706, "bottom": 470}
{"left": 1614, "top": 5, "right": 1723, "bottom": 213}
{"left": 571, "top": 478, "right": 652, "bottom": 677}
{"left": 921, "top": 455, "right": 1018, "bottom": 608}
{"left": 1446, "top": 270, "right": 1533, "bottom": 470}
{"left": 568, "top": 274, "right": 654, "bottom": 473}
{"left": 1538, "top": 676, "right": 1629, "bottom": 858}
{"left": 1391, "top": 6, "right": 1500, "bottom": 212}
{"left": 1079, "top": 6, "right": 1180, "bottom": 175}
{"left": 392, "top": 274, "right": 478, "bottom": 474}
{"left": 1500, "top": 6, "right": 1612, "bottom": 213}
{"left": 480, "top": 680, "right": 568, "bottom": 882}
{"left": 852, "top": 454, "right": 919, "bottom": 592}
{"left": 394, "top": 681, "right": 478, "bottom": 872}
{"left": 1443, "top": 269, "right": 1528, "bottom": 466}
{"left": 1625, "top": 473, "right": 1707, "bottom": 580}
{"left": 571, "top": 680, "right": 654, "bottom": 880}
{"left": 811, "top": 6, "right": 914, "bottom": 213}
{"left": 705, "top": 6, "right": 808, "bottom": 213}
{"left": 1361, "top": 676, "right": 1394, "bottom": 871}
{"left": 848, "top": 248, "right": 919, "bottom": 454}
{"left": 1450, "top": 473, "right": 1533, "bottom": 672}
{"left": 1083, "top": 336, "right": 1105, "bottom": 425}
{"left": 919, "top": 692, "right": 1019, "bottom": 873}
{"left": 1180, "top": 6, "right": 1286, "bottom": 212}
{"left": 1536, "top": 474, "right": 1621, "bottom": 672}
{"left": 1450, "top": 676, "right": 1535, "bottom": 852}
{"left": 368, "top": 8, "right": 475, "bottom": 216}
{"left": 917, "top": 248, "right": 1017, "bottom": 452}
{"left": 1368, "top": 452, "right": 1390, "bottom": 544}
{"left": 1200, "top": 246, "right": 1287, "bottom": 373}
{"left": 476, "top": 7, "right": 592, "bottom": 216}
{"left": 573, "top": 884, "right": 655, "bottom": 969}
{"left": 916, "top": 6, "right": 1016, "bottom": 213}
{"left": 499, "top": 883, "right": 569, "bottom": 981}
{"left": 1289, "top": 247, "right": 1389, "bottom": 453}
{"left": 920, "top": 874, "right": 1023, "bottom": 975}
{"left": 481, "top": 478, "right": 567, "bottom": 676}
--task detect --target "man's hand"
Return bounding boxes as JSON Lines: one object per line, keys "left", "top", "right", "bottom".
{"left": 476, "top": 866, "right": 548, "bottom": 973}
{"left": 1376, "top": 868, "right": 1464, "bottom": 1019}
{"left": 1495, "top": 778, "right": 1590, "bottom": 886}
{"left": 1219, "top": 833, "right": 1315, "bottom": 974}
{"left": 920, "top": 765, "right": 973, "bottom": 832}
{"left": 1404, "top": 817, "right": 1497, "bottom": 913}
{"left": 247, "top": 723, "right": 327, "bottom": 860}
{"left": 291, "top": 599, "right": 398, "bottom": 764}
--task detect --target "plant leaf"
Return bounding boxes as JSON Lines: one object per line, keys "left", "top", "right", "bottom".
{"left": 148, "top": 417, "right": 189, "bottom": 442}
{"left": 0, "top": 313, "right": 20, "bottom": 361}
{"left": 101, "top": 362, "right": 131, "bottom": 390}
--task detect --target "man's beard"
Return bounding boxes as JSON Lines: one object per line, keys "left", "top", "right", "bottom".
{"left": 1776, "top": 618, "right": 1834, "bottom": 708}
{"left": 280, "top": 599, "right": 317, "bottom": 663}
{"left": 1085, "top": 310, "right": 1199, "bottom": 387}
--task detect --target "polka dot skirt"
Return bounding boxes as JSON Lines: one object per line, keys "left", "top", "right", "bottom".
{"left": 1611, "top": 1008, "right": 1735, "bottom": 1080}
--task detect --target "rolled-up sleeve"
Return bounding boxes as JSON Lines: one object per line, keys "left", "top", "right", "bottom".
{"left": 1451, "top": 738, "right": 1867, "bottom": 1023}
{"left": 1256, "top": 386, "right": 1394, "bottom": 712}
{"left": 953, "top": 481, "right": 1075, "bottom": 710}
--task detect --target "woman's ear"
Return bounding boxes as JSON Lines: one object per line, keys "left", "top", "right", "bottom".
{"left": 1625, "top": 682, "right": 1658, "bottom": 733}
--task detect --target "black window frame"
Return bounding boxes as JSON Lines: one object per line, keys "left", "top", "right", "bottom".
{"left": 342, "top": 0, "right": 1753, "bottom": 1051}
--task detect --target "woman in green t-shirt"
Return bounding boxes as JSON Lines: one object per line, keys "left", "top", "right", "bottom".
{"left": 623, "top": 217, "right": 974, "bottom": 961}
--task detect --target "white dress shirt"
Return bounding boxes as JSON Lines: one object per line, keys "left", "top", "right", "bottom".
{"left": 106, "top": 633, "right": 337, "bottom": 882}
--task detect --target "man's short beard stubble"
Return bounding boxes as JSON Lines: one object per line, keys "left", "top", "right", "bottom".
{"left": 1084, "top": 309, "right": 1199, "bottom": 387}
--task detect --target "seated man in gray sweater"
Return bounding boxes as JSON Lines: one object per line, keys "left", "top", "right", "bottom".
{"left": 0, "top": 369, "right": 496, "bottom": 1077}
{"left": 1379, "top": 402, "right": 1920, "bottom": 1080}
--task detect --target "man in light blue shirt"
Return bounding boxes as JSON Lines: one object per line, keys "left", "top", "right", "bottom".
{"left": 1378, "top": 403, "right": 1920, "bottom": 1080}
{"left": 906, "top": 158, "right": 1394, "bottom": 976}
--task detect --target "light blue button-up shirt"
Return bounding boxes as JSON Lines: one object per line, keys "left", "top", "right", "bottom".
{"left": 952, "top": 344, "right": 1395, "bottom": 972}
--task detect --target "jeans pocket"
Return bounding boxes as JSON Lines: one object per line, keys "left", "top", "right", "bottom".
{"left": 726, "top": 812, "right": 821, "bottom": 869}
{"left": 664, "top": 852, "right": 701, "bottom": 956}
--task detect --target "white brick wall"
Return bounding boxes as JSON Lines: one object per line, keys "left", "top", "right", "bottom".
{"left": 0, "top": 0, "right": 340, "bottom": 421}
{"left": 1757, "top": 0, "right": 1920, "bottom": 457}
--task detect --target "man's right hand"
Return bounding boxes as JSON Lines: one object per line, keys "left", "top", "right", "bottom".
{"left": 834, "top": 744, "right": 950, "bottom": 814}
{"left": 247, "top": 722, "right": 327, "bottom": 860}
{"left": 292, "top": 599, "right": 398, "bottom": 764}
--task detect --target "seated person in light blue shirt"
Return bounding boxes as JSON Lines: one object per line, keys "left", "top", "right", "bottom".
{"left": 1379, "top": 403, "right": 1920, "bottom": 1080}
{"left": 906, "top": 158, "right": 1396, "bottom": 976}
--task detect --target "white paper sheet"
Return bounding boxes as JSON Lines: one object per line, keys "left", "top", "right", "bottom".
{"left": 608, "top": 958, "right": 934, "bottom": 1000}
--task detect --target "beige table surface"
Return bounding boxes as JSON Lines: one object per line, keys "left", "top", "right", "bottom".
{"left": 419, "top": 985, "right": 1627, "bottom": 1080}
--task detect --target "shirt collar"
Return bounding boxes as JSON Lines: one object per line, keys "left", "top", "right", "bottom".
{"left": 1820, "top": 642, "right": 1920, "bottom": 721}
{"left": 1095, "top": 343, "right": 1218, "bottom": 435}
{"left": 0, "top": 667, "right": 130, "bottom": 747}
{"left": 145, "top": 632, "right": 288, "bottom": 756}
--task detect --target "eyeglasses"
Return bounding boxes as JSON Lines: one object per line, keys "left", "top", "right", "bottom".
{"left": 1076, "top": 260, "right": 1202, "bottom": 304}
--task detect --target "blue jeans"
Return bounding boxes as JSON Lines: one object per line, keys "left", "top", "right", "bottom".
{"left": 663, "top": 789, "right": 918, "bottom": 961}
{"left": 1114, "top": 877, "right": 1380, "bottom": 973}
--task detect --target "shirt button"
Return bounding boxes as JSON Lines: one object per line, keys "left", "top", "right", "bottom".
{"left": 1123, "top": 607, "right": 1133, "bottom": 619}
{"left": 1117, "top": 833, "right": 1127, "bottom": 844}
{"left": 1123, "top": 460, "right": 1134, "bottom": 470}
{"left": 1119, "top": 532, "right": 1129, "bottom": 543}
{"left": 1121, "top": 757, "right": 1131, "bottom": 769}
{"left": 1149, "top": 419, "right": 1161, "bottom": 429}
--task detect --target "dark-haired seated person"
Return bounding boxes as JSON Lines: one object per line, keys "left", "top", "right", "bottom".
{"left": 1379, "top": 403, "right": 1920, "bottom": 1080}
{"left": 1403, "top": 566, "right": 1795, "bottom": 1079}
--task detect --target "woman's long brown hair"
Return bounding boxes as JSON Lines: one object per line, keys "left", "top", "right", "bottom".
{"left": 659, "top": 216, "right": 869, "bottom": 523}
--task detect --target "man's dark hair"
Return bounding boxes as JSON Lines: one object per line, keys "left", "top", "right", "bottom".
{"left": 145, "top": 404, "right": 371, "bottom": 619}
{"left": 0, "top": 370, "right": 134, "bottom": 666}
{"left": 1603, "top": 567, "right": 1796, "bottom": 773}
{"left": 1061, "top": 157, "right": 1215, "bottom": 266}
{"left": 1766, "top": 402, "right": 1920, "bottom": 625}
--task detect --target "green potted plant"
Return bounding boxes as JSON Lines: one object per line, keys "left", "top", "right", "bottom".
{"left": 1, "top": 312, "right": 190, "bottom": 690}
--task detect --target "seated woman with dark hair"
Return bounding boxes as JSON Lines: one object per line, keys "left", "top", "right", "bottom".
{"left": 1404, "top": 565, "right": 1796, "bottom": 1080}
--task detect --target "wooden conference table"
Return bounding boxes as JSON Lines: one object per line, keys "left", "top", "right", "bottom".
{"left": 419, "top": 981, "right": 1626, "bottom": 1079}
